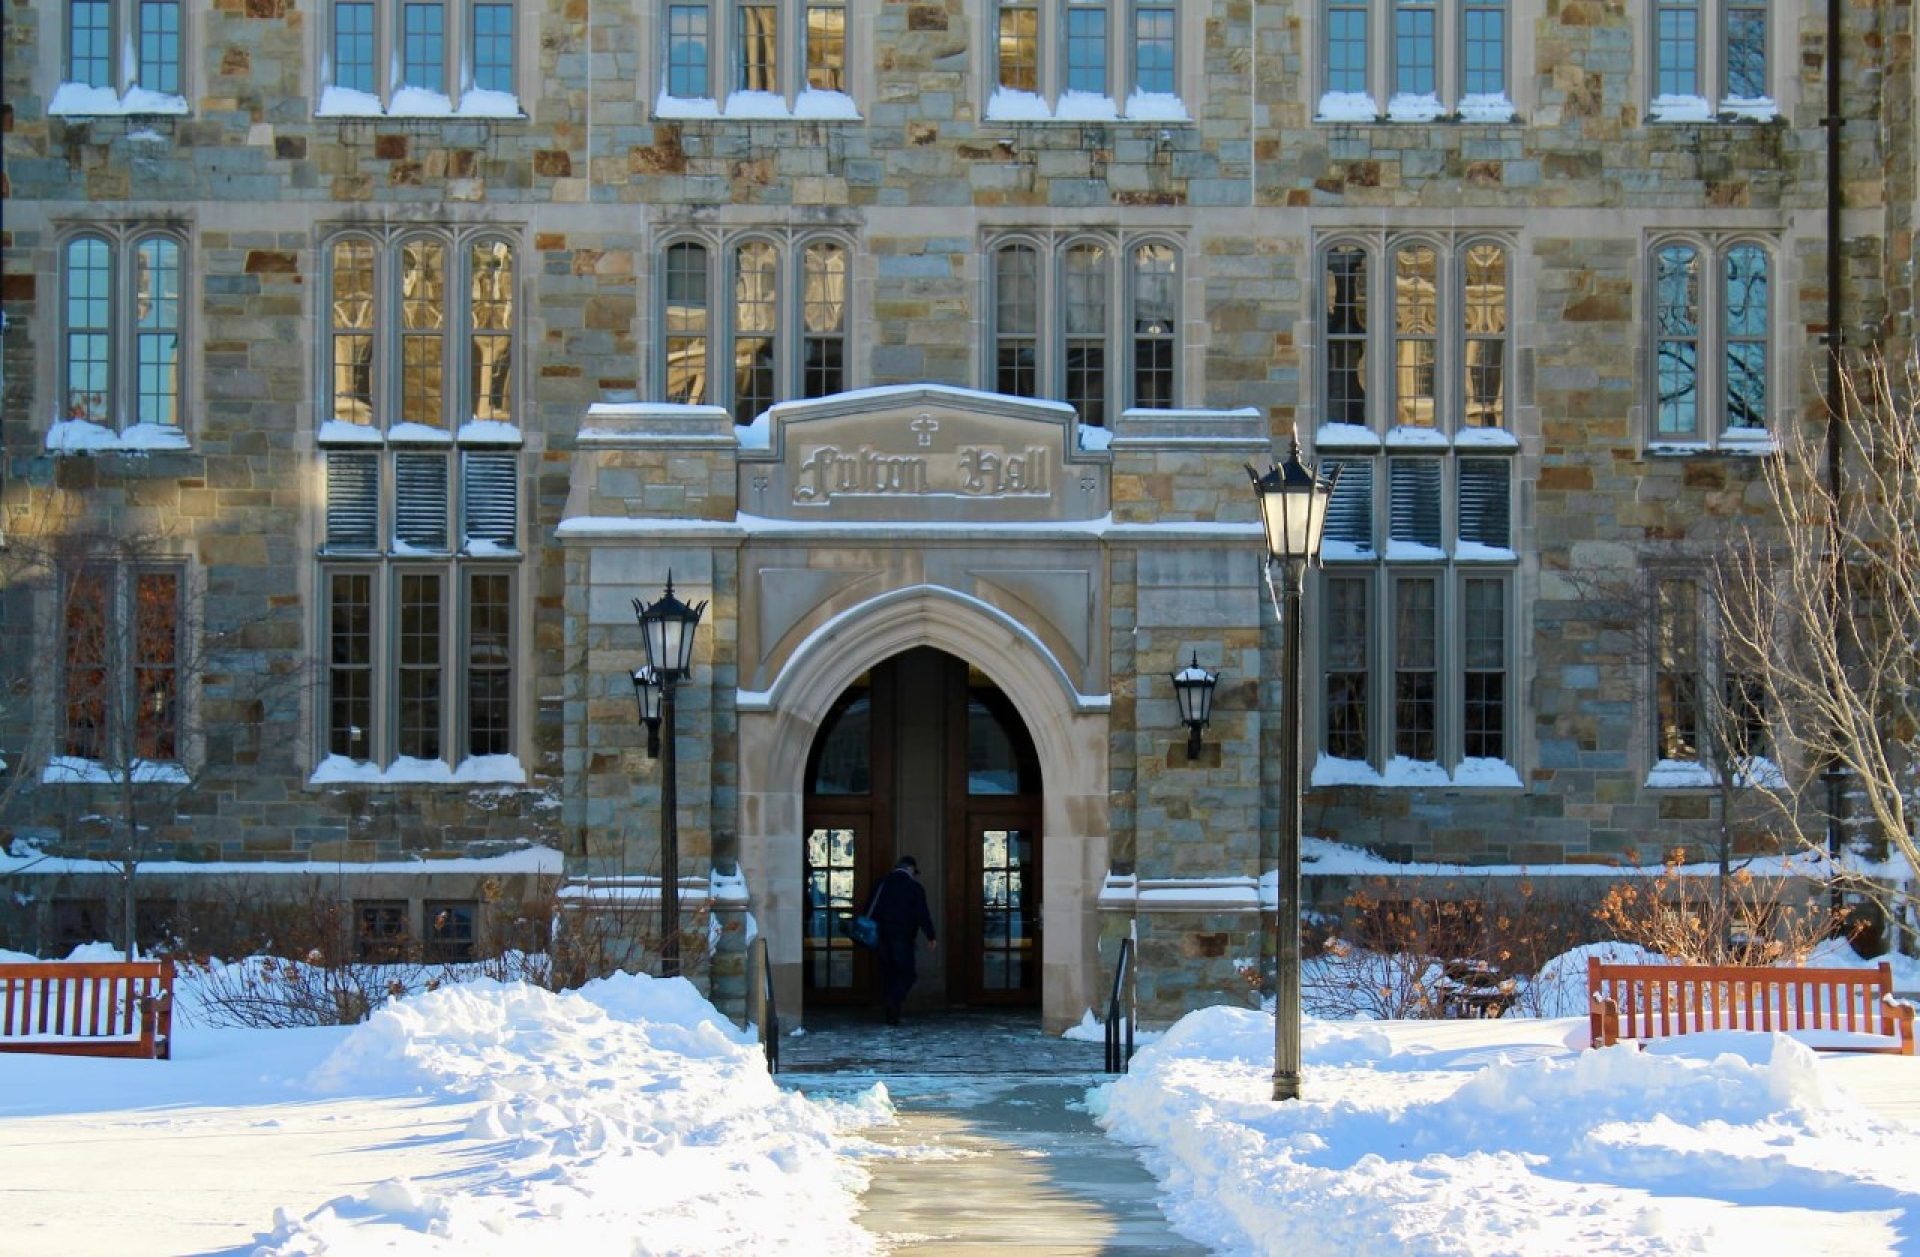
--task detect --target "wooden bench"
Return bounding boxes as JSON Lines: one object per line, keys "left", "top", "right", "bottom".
{"left": 0, "top": 959, "right": 175, "bottom": 1060}
{"left": 1588, "top": 957, "right": 1915, "bottom": 1055}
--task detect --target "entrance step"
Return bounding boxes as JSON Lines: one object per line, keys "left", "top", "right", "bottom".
{"left": 777, "top": 1009, "right": 1106, "bottom": 1075}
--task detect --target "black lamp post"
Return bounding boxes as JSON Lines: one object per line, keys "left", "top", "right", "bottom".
{"left": 1247, "top": 436, "right": 1338, "bottom": 1102}
{"left": 632, "top": 573, "right": 706, "bottom": 978}
{"left": 1171, "top": 652, "right": 1221, "bottom": 759}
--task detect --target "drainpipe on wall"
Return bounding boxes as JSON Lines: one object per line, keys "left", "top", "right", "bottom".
{"left": 1825, "top": 0, "right": 1843, "bottom": 487}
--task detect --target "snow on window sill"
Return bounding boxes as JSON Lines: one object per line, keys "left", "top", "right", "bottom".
{"left": 984, "top": 87, "right": 1191, "bottom": 124}
{"left": 1311, "top": 753, "right": 1521, "bottom": 789}
{"left": 318, "top": 420, "right": 383, "bottom": 445}
{"left": 1453, "top": 426, "right": 1519, "bottom": 449}
{"left": 316, "top": 85, "right": 527, "bottom": 120}
{"left": 43, "top": 756, "right": 190, "bottom": 785}
{"left": 1457, "top": 94, "right": 1516, "bottom": 123}
{"left": 1646, "top": 433, "right": 1778, "bottom": 457}
{"left": 49, "top": 83, "right": 190, "bottom": 116}
{"left": 1384, "top": 425, "right": 1450, "bottom": 449}
{"left": 1719, "top": 96, "right": 1777, "bottom": 122}
{"left": 1645, "top": 758, "right": 1716, "bottom": 789}
{"left": 464, "top": 538, "right": 520, "bottom": 558}
{"left": 1383, "top": 540, "right": 1448, "bottom": 561}
{"left": 458, "top": 420, "right": 523, "bottom": 445}
{"left": 1386, "top": 92, "right": 1446, "bottom": 122}
{"left": 653, "top": 88, "right": 863, "bottom": 122}
{"left": 1648, "top": 94, "right": 1715, "bottom": 123}
{"left": 387, "top": 422, "right": 454, "bottom": 444}
{"left": 310, "top": 753, "right": 528, "bottom": 787}
{"left": 1320, "top": 540, "right": 1376, "bottom": 562}
{"left": 1311, "top": 422, "right": 1381, "bottom": 450}
{"left": 1453, "top": 541, "right": 1518, "bottom": 563}
{"left": 1315, "top": 91, "right": 1380, "bottom": 123}
{"left": 47, "top": 419, "right": 190, "bottom": 454}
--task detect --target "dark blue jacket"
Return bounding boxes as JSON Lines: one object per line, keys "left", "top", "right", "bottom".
{"left": 868, "top": 868, "right": 936, "bottom": 944}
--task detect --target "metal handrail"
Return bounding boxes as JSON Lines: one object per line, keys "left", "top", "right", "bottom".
{"left": 1105, "top": 936, "right": 1136, "bottom": 1073}
{"left": 748, "top": 935, "right": 779, "bottom": 1074}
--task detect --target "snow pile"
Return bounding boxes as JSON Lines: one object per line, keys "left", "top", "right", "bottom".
{"left": 262, "top": 974, "right": 884, "bottom": 1254}
{"left": 1097, "top": 1004, "right": 1920, "bottom": 1255}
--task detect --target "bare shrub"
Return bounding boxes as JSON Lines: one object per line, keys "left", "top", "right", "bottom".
{"left": 1592, "top": 848, "right": 1857, "bottom": 966}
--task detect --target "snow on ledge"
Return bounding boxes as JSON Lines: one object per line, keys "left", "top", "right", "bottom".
{"left": 1649, "top": 93, "right": 1714, "bottom": 123}
{"left": 317, "top": 419, "right": 384, "bottom": 445}
{"left": 47, "top": 419, "right": 190, "bottom": 453}
{"left": 1311, "top": 422, "right": 1382, "bottom": 450}
{"left": 985, "top": 87, "right": 1053, "bottom": 122}
{"left": 1311, "top": 753, "right": 1523, "bottom": 789}
{"left": 457, "top": 419, "right": 524, "bottom": 444}
{"left": 1315, "top": 91, "right": 1380, "bottom": 122}
{"left": 309, "top": 753, "right": 528, "bottom": 787}
{"left": 1454, "top": 426, "right": 1520, "bottom": 449}
{"left": 42, "top": 756, "right": 190, "bottom": 785}
{"left": 1054, "top": 90, "right": 1119, "bottom": 121}
{"left": 1123, "top": 89, "right": 1190, "bottom": 122}
{"left": 0, "top": 845, "right": 563, "bottom": 878}
{"left": 794, "top": 88, "right": 860, "bottom": 120}
{"left": 1719, "top": 95, "right": 1778, "bottom": 122}
{"left": 1386, "top": 92, "right": 1446, "bottom": 122}
{"left": 1645, "top": 758, "right": 1716, "bottom": 789}
{"left": 1457, "top": 93, "right": 1516, "bottom": 123}
{"left": 50, "top": 82, "right": 190, "bottom": 116}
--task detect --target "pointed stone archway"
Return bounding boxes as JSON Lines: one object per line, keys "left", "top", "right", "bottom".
{"left": 738, "top": 584, "right": 1109, "bottom": 1033}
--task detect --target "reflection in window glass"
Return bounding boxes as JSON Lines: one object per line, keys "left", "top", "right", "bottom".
{"left": 331, "top": 239, "right": 377, "bottom": 426}
{"left": 69, "top": 0, "right": 112, "bottom": 86}
{"left": 978, "top": 828, "right": 1033, "bottom": 991}
{"left": 734, "top": 241, "right": 777, "bottom": 423}
{"left": 65, "top": 237, "right": 112, "bottom": 424}
{"left": 664, "top": 242, "right": 709, "bottom": 404}
{"left": 1064, "top": 242, "right": 1108, "bottom": 428}
{"left": 1656, "top": 579, "right": 1700, "bottom": 761}
{"left": 329, "top": 572, "right": 374, "bottom": 758}
{"left": 64, "top": 568, "right": 109, "bottom": 760}
{"left": 809, "top": 692, "right": 871, "bottom": 794}
{"left": 1462, "top": 243, "right": 1506, "bottom": 427}
{"left": 1724, "top": 245, "right": 1767, "bottom": 430}
{"left": 967, "top": 692, "right": 1039, "bottom": 794}
{"left": 805, "top": 2, "right": 845, "bottom": 91}
{"left": 1393, "top": 577, "right": 1438, "bottom": 762}
{"left": 400, "top": 240, "right": 447, "bottom": 427}
{"left": 1393, "top": 246, "right": 1437, "bottom": 427}
{"left": 398, "top": 571, "right": 444, "bottom": 759}
{"left": 469, "top": 240, "right": 515, "bottom": 423}
{"left": 997, "top": 2, "right": 1038, "bottom": 92}
{"left": 667, "top": 3, "right": 710, "bottom": 97}
{"left": 804, "top": 827, "right": 859, "bottom": 989}
{"left": 803, "top": 241, "right": 847, "bottom": 399}
{"left": 1654, "top": 244, "right": 1699, "bottom": 436}
{"left": 737, "top": 2, "right": 776, "bottom": 92}
{"left": 467, "top": 572, "right": 512, "bottom": 756}
{"left": 1132, "top": 243, "right": 1177, "bottom": 409}
{"left": 1463, "top": 578, "right": 1505, "bottom": 760}
{"left": 1065, "top": 4, "right": 1108, "bottom": 96}
{"left": 1325, "top": 246, "right": 1369, "bottom": 427}
{"left": 1725, "top": 4, "right": 1766, "bottom": 99}
{"left": 1462, "top": 0, "right": 1505, "bottom": 98}
{"left": 1134, "top": 4, "right": 1174, "bottom": 94}
{"left": 135, "top": 238, "right": 181, "bottom": 428}
{"left": 995, "top": 245, "right": 1039, "bottom": 398}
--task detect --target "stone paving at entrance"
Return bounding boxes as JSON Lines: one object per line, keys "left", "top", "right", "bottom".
{"left": 780, "top": 1011, "right": 1208, "bottom": 1254}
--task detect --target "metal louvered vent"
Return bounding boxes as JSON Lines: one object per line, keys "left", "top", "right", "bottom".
{"left": 1323, "top": 459, "right": 1374, "bottom": 551}
{"left": 1388, "top": 459, "right": 1443, "bottom": 549}
{"left": 394, "top": 452, "right": 449, "bottom": 551}
{"left": 1458, "top": 458, "right": 1512, "bottom": 549}
{"left": 325, "top": 452, "right": 379, "bottom": 552}
{"left": 463, "top": 451, "right": 519, "bottom": 551}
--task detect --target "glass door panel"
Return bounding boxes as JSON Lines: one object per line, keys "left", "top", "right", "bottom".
{"left": 971, "top": 822, "right": 1038, "bottom": 1003}
{"left": 803, "top": 822, "right": 864, "bottom": 997}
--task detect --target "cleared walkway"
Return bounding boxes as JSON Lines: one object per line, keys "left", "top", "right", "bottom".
{"left": 782, "top": 1011, "right": 1207, "bottom": 1255}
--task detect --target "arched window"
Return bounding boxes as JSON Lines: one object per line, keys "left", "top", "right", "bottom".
{"left": 994, "top": 243, "right": 1040, "bottom": 398}
{"left": 733, "top": 240, "right": 778, "bottom": 423}
{"left": 1392, "top": 243, "right": 1438, "bottom": 428}
{"left": 1062, "top": 241, "right": 1108, "bottom": 428}
{"left": 663, "top": 241, "right": 711, "bottom": 405}
{"left": 1130, "top": 242, "right": 1177, "bottom": 410}
{"left": 802, "top": 240, "right": 847, "bottom": 399}
{"left": 1461, "top": 242, "right": 1507, "bottom": 429}
{"left": 807, "top": 688, "right": 871, "bottom": 794}
{"left": 1653, "top": 242, "right": 1701, "bottom": 438}
{"left": 59, "top": 229, "right": 187, "bottom": 436}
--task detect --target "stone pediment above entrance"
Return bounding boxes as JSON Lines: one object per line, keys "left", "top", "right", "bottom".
{"left": 738, "top": 385, "right": 1109, "bottom": 523}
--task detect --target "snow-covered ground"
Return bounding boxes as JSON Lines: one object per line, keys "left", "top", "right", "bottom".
{"left": 1, "top": 952, "right": 1916, "bottom": 1255}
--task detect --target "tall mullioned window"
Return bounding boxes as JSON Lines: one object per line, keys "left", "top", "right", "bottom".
{"left": 1649, "top": 237, "right": 1773, "bottom": 447}
{"left": 64, "top": 0, "right": 184, "bottom": 99}
{"left": 324, "top": 0, "right": 519, "bottom": 108}
{"left": 1312, "top": 234, "right": 1519, "bottom": 785}
{"left": 990, "top": 0, "right": 1186, "bottom": 112}
{"left": 658, "top": 232, "right": 853, "bottom": 420}
{"left": 661, "top": 0, "right": 850, "bottom": 107}
{"left": 60, "top": 229, "right": 185, "bottom": 434}
{"left": 60, "top": 563, "right": 182, "bottom": 770}
{"left": 987, "top": 233, "right": 1184, "bottom": 426}
{"left": 1318, "top": 0, "right": 1509, "bottom": 118}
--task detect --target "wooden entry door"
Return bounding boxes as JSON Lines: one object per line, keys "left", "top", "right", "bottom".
{"left": 961, "top": 810, "right": 1042, "bottom": 1005}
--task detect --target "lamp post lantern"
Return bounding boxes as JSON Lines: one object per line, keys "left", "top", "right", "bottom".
{"left": 1171, "top": 652, "right": 1221, "bottom": 759}
{"left": 1247, "top": 436, "right": 1338, "bottom": 1101}
{"left": 632, "top": 573, "right": 707, "bottom": 978}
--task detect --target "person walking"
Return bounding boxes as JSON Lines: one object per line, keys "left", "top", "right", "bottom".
{"left": 868, "top": 855, "right": 937, "bottom": 1026}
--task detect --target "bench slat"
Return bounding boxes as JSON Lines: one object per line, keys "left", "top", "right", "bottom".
{"left": 0, "top": 961, "right": 174, "bottom": 1060}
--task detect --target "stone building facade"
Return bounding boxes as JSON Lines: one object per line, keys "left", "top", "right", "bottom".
{"left": 1, "top": 0, "right": 1914, "bottom": 1026}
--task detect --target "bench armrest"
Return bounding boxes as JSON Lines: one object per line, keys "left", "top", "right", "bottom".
{"left": 1882, "top": 995, "right": 1917, "bottom": 1056}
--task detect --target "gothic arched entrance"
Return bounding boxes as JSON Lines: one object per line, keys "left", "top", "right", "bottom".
{"left": 799, "top": 648, "right": 1044, "bottom": 1012}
